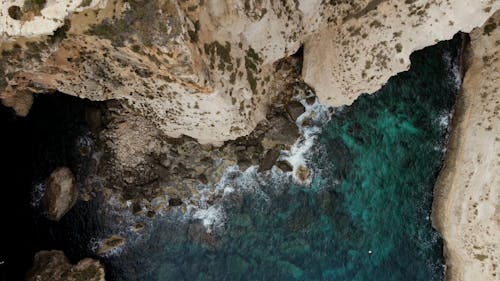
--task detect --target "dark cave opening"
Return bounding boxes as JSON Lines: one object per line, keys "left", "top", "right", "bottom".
{"left": 0, "top": 93, "right": 100, "bottom": 280}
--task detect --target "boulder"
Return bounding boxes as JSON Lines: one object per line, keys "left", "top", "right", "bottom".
{"left": 296, "top": 165, "right": 310, "bottom": 183}
{"left": 26, "top": 250, "right": 105, "bottom": 281}
{"left": 276, "top": 160, "right": 293, "bottom": 172}
{"left": 97, "top": 235, "right": 126, "bottom": 255}
{"left": 258, "top": 148, "right": 281, "bottom": 172}
{"left": 43, "top": 167, "right": 77, "bottom": 221}
{"left": 262, "top": 116, "right": 300, "bottom": 150}
{"left": 285, "top": 101, "right": 305, "bottom": 121}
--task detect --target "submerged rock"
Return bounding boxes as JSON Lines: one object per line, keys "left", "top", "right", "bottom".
{"left": 296, "top": 165, "right": 310, "bottom": 183}
{"left": 97, "top": 235, "right": 126, "bottom": 255}
{"left": 26, "top": 250, "right": 105, "bottom": 281}
{"left": 43, "top": 167, "right": 77, "bottom": 221}
{"left": 276, "top": 160, "right": 293, "bottom": 172}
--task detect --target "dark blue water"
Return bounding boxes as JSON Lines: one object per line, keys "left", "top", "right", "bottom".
{"left": 72, "top": 37, "right": 461, "bottom": 281}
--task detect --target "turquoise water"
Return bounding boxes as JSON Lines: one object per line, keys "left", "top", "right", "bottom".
{"left": 100, "top": 38, "right": 460, "bottom": 281}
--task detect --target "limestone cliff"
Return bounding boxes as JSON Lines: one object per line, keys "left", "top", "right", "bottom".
{"left": 432, "top": 10, "right": 500, "bottom": 281}
{"left": 0, "top": 0, "right": 497, "bottom": 144}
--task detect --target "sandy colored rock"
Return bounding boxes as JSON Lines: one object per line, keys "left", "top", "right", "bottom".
{"left": 0, "top": 0, "right": 107, "bottom": 40}
{"left": 43, "top": 167, "right": 77, "bottom": 221}
{"left": 0, "top": 1, "right": 497, "bottom": 144}
{"left": 304, "top": 0, "right": 500, "bottom": 106}
{"left": 26, "top": 250, "right": 105, "bottom": 281}
{"left": 432, "top": 10, "right": 500, "bottom": 281}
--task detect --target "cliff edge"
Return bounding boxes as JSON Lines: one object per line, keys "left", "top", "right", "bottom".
{"left": 432, "top": 10, "right": 500, "bottom": 281}
{"left": 0, "top": 0, "right": 497, "bottom": 143}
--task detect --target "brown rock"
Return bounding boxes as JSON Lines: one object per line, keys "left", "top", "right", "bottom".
{"left": 132, "top": 223, "right": 145, "bottom": 232}
{"left": 276, "top": 160, "right": 293, "bottom": 172}
{"left": 285, "top": 100, "right": 305, "bottom": 121}
{"left": 296, "top": 165, "right": 310, "bottom": 182}
{"left": 258, "top": 148, "right": 281, "bottom": 172}
{"left": 26, "top": 250, "right": 105, "bottom": 281}
{"left": 0, "top": 89, "right": 33, "bottom": 116}
{"left": 168, "top": 197, "right": 183, "bottom": 206}
{"left": 305, "top": 96, "right": 316, "bottom": 105}
{"left": 262, "top": 116, "right": 300, "bottom": 150}
{"left": 97, "top": 235, "right": 126, "bottom": 255}
{"left": 43, "top": 167, "right": 77, "bottom": 221}
{"left": 301, "top": 117, "right": 313, "bottom": 127}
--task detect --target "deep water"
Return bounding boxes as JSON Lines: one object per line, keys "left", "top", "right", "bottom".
{"left": 0, "top": 94, "right": 98, "bottom": 280}
{"left": 94, "top": 37, "right": 461, "bottom": 281}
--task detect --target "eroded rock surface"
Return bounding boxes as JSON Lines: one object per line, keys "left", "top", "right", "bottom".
{"left": 0, "top": 0, "right": 497, "bottom": 144}
{"left": 432, "top": 10, "right": 500, "bottom": 281}
{"left": 90, "top": 91, "right": 306, "bottom": 205}
{"left": 26, "top": 250, "right": 105, "bottom": 281}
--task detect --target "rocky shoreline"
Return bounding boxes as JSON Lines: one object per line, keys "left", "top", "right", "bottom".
{"left": 432, "top": 11, "right": 500, "bottom": 281}
{"left": 0, "top": 1, "right": 498, "bottom": 280}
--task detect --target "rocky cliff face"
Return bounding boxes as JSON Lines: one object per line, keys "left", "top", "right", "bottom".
{"left": 0, "top": 0, "right": 498, "bottom": 144}
{"left": 432, "top": 10, "right": 500, "bottom": 281}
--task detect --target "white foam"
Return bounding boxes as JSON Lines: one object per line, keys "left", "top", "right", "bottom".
{"left": 437, "top": 112, "right": 451, "bottom": 128}
{"left": 97, "top": 95, "right": 335, "bottom": 238}
{"left": 31, "top": 182, "right": 45, "bottom": 208}
{"left": 442, "top": 51, "right": 461, "bottom": 90}
{"left": 192, "top": 205, "right": 225, "bottom": 233}
{"left": 282, "top": 95, "right": 332, "bottom": 183}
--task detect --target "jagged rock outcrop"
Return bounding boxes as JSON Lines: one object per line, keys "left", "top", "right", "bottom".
{"left": 90, "top": 93, "right": 306, "bottom": 204}
{"left": 26, "top": 250, "right": 105, "bottom": 281}
{"left": 432, "top": 10, "right": 500, "bottom": 281}
{"left": 43, "top": 167, "right": 78, "bottom": 221}
{"left": 0, "top": 0, "right": 497, "bottom": 144}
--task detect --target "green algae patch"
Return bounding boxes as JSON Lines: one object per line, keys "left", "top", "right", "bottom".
{"left": 23, "top": 0, "right": 46, "bottom": 16}
{"left": 245, "top": 47, "right": 263, "bottom": 95}
{"left": 475, "top": 254, "right": 488, "bottom": 261}
{"left": 204, "top": 41, "right": 232, "bottom": 72}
